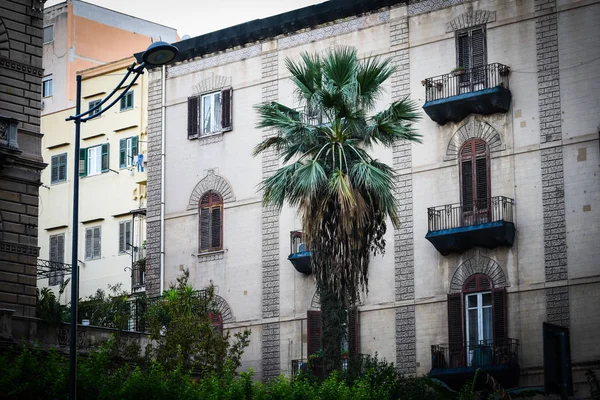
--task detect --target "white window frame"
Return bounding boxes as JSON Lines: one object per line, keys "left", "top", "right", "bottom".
{"left": 87, "top": 145, "right": 102, "bottom": 176}
{"left": 43, "top": 25, "right": 54, "bottom": 44}
{"left": 119, "top": 220, "right": 132, "bottom": 254}
{"left": 42, "top": 76, "right": 53, "bottom": 98}
{"left": 200, "top": 91, "right": 222, "bottom": 135}
{"left": 120, "top": 91, "right": 134, "bottom": 111}
{"left": 88, "top": 99, "right": 102, "bottom": 118}
{"left": 124, "top": 137, "right": 134, "bottom": 167}
{"left": 465, "top": 291, "right": 493, "bottom": 366}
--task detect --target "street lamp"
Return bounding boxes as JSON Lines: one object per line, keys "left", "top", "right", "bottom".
{"left": 65, "top": 41, "right": 177, "bottom": 400}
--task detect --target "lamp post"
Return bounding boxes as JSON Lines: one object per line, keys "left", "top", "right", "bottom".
{"left": 65, "top": 41, "right": 177, "bottom": 400}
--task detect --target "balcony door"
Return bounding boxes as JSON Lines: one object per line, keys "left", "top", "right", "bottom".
{"left": 460, "top": 139, "right": 490, "bottom": 226}
{"left": 456, "top": 26, "right": 487, "bottom": 93}
{"left": 465, "top": 291, "right": 493, "bottom": 366}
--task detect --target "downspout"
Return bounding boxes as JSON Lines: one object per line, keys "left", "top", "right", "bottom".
{"left": 159, "top": 65, "right": 166, "bottom": 294}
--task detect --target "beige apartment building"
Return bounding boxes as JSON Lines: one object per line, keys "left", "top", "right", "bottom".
{"left": 39, "top": 57, "right": 148, "bottom": 300}
{"left": 139, "top": 0, "right": 599, "bottom": 395}
{"left": 42, "top": 0, "right": 178, "bottom": 115}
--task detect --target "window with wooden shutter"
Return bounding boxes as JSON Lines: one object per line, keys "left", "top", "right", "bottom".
{"left": 119, "top": 220, "right": 132, "bottom": 254}
{"left": 460, "top": 139, "right": 490, "bottom": 224}
{"left": 456, "top": 26, "right": 487, "bottom": 88}
{"left": 50, "top": 153, "right": 67, "bottom": 184}
{"left": 348, "top": 307, "right": 359, "bottom": 356}
{"left": 492, "top": 288, "right": 507, "bottom": 342}
{"left": 208, "top": 312, "right": 224, "bottom": 336}
{"left": 101, "top": 143, "right": 109, "bottom": 172}
{"left": 188, "top": 96, "right": 199, "bottom": 139}
{"left": 447, "top": 293, "right": 464, "bottom": 368}
{"left": 119, "top": 137, "right": 139, "bottom": 168}
{"left": 85, "top": 226, "right": 101, "bottom": 260}
{"left": 79, "top": 147, "right": 87, "bottom": 177}
{"left": 198, "top": 191, "right": 223, "bottom": 252}
{"left": 307, "top": 310, "right": 322, "bottom": 356}
{"left": 221, "top": 88, "right": 233, "bottom": 132}
{"left": 49, "top": 233, "right": 65, "bottom": 286}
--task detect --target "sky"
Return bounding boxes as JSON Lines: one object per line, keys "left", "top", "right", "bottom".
{"left": 45, "top": 0, "right": 327, "bottom": 38}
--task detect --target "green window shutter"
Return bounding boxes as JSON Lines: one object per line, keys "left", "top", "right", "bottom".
{"left": 119, "top": 139, "right": 126, "bottom": 168}
{"left": 93, "top": 227, "right": 101, "bottom": 259}
{"left": 49, "top": 235, "right": 58, "bottom": 286}
{"left": 51, "top": 155, "right": 59, "bottom": 183}
{"left": 79, "top": 148, "right": 87, "bottom": 177}
{"left": 126, "top": 221, "right": 132, "bottom": 251}
{"left": 101, "top": 143, "right": 109, "bottom": 172}
{"left": 132, "top": 136, "right": 139, "bottom": 157}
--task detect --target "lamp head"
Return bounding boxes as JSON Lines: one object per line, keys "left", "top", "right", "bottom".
{"left": 141, "top": 41, "right": 178, "bottom": 66}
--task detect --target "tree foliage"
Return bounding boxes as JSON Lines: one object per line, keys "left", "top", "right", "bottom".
{"left": 146, "top": 270, "right": 251, "bottom": 377}
{"left": 253, "top": 46, "right": 421, "bottom": 306}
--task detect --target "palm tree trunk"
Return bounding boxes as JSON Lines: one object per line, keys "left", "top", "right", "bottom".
{"left": 318, "top": 280, "right": 345, "bottom": 376}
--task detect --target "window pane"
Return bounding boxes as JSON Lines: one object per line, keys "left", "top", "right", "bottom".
{"left": 202, "top": 95, "right": 212, "bottom": 133}
{"left": 43, "top": 26, "right": 54, "bottom": 43}
{"left": 88, "top": 146, "right": 102, "bottom": 175}
{"left": 467, "top": 309, "right": 479, "bottom": 343}
{"left": 482, "top": 293, "right": 492, "bottom": 307}
{"left": 467, "top": 294, "right": 478, "bottom": 308}
{"left": 482, "top": 307, "right": 492, "bottom": 341}
{"left": 213, "top": 92, "right": 222, "bottom": 131}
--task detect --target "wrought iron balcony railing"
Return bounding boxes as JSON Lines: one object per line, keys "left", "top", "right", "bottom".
{"left": 37, "top": 258, "right": 72, "bottom": 285}
{"left": 291, "top": 354, "right": 369, "bottom": 380}
{"left": 423, "top": 63, "right": 510, "bottom": 103}
{"left": 131, "top": 264, "right": 146, "bottom": 292}
{"left": 431, "top": 338, "right": 519, "bottom": 370}
{"left": 427, "top": 196, "right": 515, "bottom": 232}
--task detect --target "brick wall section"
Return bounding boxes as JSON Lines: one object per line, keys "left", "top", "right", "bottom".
{"left": 535, "top": 0, "right": 569, "bottom": 326}
{"left": 0, "top": 1, "right": 44, "bottom": 317}
{"left": 144, "top": 69, "right": 163, "bottom": 297}
{"left": 390, "top": 16, "right": 416, "bottom": 375}
{"left": 260, "top": 50, "right": 280, "bottom": 380}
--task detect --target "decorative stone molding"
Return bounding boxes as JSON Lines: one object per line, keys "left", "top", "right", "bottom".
{"left": 187, "top": 170, "right": 235, "bottom": 210}
{"left": 446, "top": 10, "right": 496, "bottom": 33}
{"left": 196, "top": 250, "right": 225, "bottom": 263}
{"left": 210, "top": 293, "right": 234, "bottom": 323}
{"left": 167, "top": 44, "right": 261, "bottom": 78}
{"left": 408, "top": 0, "right": 464, "bottom": 16}
{"left": 278, "top": 11, "right": 390, "bottom": 51}
{"left": 395, "top": 305, "right": 416, "bottom": 375}
{"left": 0, "top": 241, "right": 40, "bottom": 256}
{"left": 310, "top": 289, "right": 320, "bottom": 309}
{"left": 0, "top": 57, "right": 44, "bottom": 77}
{"left": 193, "top": 74, "right": 232, "bottom": 96}
{"left": 546, "top": 286, "right": 569, "bottom": 327}
{"left": 449, "top": 250, "right": 508, "bottom": 293}
{"left": 445, "top": 118, "right": 504, "bottom": 161}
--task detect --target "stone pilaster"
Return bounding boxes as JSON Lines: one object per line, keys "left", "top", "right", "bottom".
{"left": 535, "top": 0, "right": 569, "bottom": 326}
{"left": 260, "top": 48, "right": 280, "bottom": 380}
{"left": 144, "top": 68, "right": 164, "bottom": 297}
{"left": 390, "top": 15, "right": 416, "bottom": 375}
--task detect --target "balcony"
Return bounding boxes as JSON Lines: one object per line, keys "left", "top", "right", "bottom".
{"left": 291, "top": 354, "right": 368, "bottom": 380}
{"left": 426, "top": 196, "right": 515, "bottom": 255}
{"left": 288, "top": 230, "right": 311, "bottom": 274}
{"left": 422, "top": 63, "right": 511, "bottom": 125}
{"left": 430, "top": 339, "right": 520, "bottom": 390}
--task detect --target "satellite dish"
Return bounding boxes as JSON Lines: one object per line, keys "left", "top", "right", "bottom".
{"left": 182, "top": 34, "right": 191, "bottom": 40}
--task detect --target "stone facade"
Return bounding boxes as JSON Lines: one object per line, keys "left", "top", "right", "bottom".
{"left": 260, "top": 48, "right": 281, "bottom": 381}
{"left": 147, "top": 0, "right": 599, "bottom": 391}
{"left": 0, "top": 0, "right": 46, "bottom": 317}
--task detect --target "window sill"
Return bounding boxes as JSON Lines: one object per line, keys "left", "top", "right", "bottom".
{"left": 119, "top": 107, "right": 134, "bottom": 112}
{"left": 195, "top": 131, "right": 226, "bottom": 146}
{"left": 195, "top": 249, "right": 226, "bottom": 263}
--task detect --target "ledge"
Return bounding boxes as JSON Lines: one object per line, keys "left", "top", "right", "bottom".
{"left": 83, "top": 91, "right": 106, "bottom": 99}
{"left": 194, "top": 249, "right": 226, "bottom": 263}
{"left": 82, "top": 133, "right": 106, "bottom": 141}
{"left": 45, "top": 224, "right": 68, "bottom": 231}
{"left": 81, "top": 217, "right": 104, "bottom": 224}
{"left": 114, "top": 124, "right": 138, "bottom": 133}
{"left": 46, "top": 142, "right": 70, "bottom": 150}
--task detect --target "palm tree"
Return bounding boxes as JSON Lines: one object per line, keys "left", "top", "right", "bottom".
{"left": 254, "top": 47, "right": 421, "bottom": 372}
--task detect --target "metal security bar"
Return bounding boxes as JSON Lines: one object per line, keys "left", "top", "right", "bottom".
{"left": 427, "top": 196, "right": 514, "bottom": 232}
{"left": 431, "top": 338, "right": 519, "bottom": 369}
{"left": 423, "top": 63, "right": 510, "bottom": 102}
{"left": 37, "top": 258, "right": 72, "bottom": 280}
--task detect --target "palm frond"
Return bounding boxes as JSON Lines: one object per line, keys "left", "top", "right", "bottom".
{"left": 322, "top": 46, "right": 358, "bottom": 91}
{"left": 286, "top": 52, "right": 322, "bottom": 105}
{"left": 289, "top": 159, "right": 327, "bottom": 205}
{"left": 364, "top": 97, "right": 422, "bottom": 147}
{"left": 260, "top": 162, "right": 301, "bottom": 209}
{"left": 252, "top": 136, "right": 288, "bottom": 157}
{"left": 356, "top": 56, "right": 396, "bottom": 110}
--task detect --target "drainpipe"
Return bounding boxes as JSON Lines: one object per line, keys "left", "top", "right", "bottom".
{"left": 159, "top": 64, "right": 166, "bottom": 294}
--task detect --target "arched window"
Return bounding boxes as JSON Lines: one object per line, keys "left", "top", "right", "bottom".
{"left": 208, "top": 312, "right": 223, "bottom": 335}
{"left": 199, "top": 191, "right": 223, "bottom": 252}
{"left": 460, "top": 139, "right": 490, "bottom": 223}
{"left": 447, "top": 273, "right": 506, "bottom": 368}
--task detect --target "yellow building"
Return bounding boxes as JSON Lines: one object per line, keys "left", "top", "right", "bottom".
{"left": 39, "top": 57, "right": 148, "bottom": 301}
